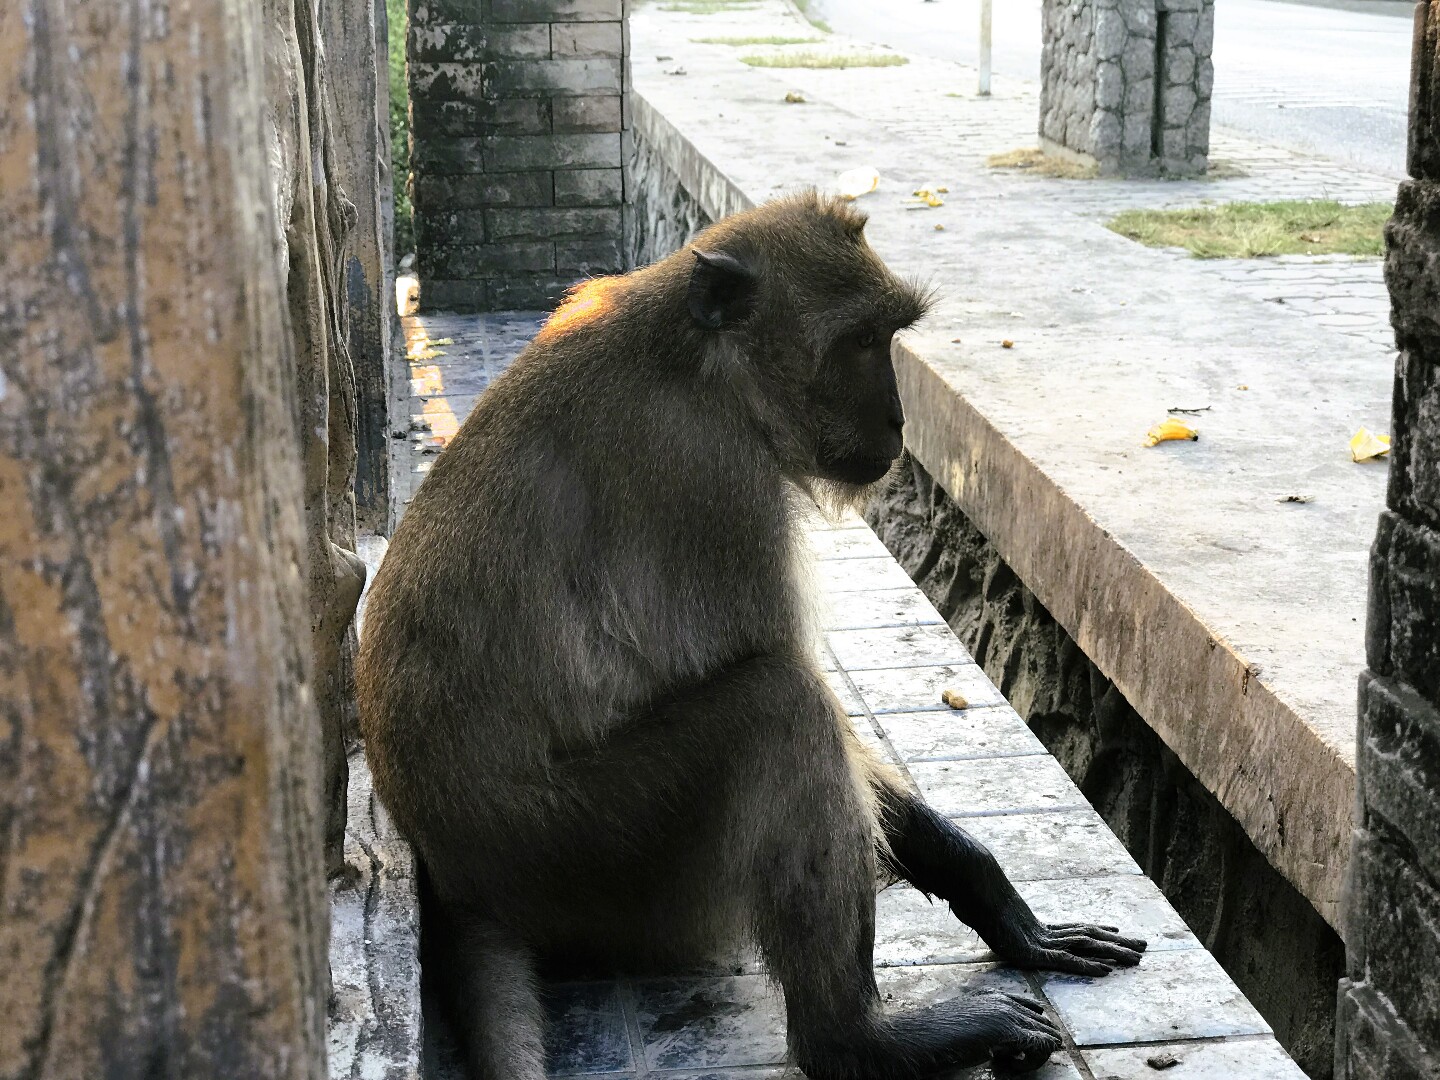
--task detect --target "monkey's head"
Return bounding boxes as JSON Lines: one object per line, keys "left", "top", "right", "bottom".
{"left": 683, "top": 193, "right": 932, "bottom": 490}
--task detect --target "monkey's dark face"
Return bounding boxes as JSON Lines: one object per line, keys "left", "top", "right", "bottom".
{"left": 684, "top": 193, "right": 931, "bottom": 486}
{"left": 809, "top": 325, "right": 907, "bottom": 485}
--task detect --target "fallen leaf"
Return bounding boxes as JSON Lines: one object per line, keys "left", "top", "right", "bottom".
{"left": 1001, "top": 339, "right": 1014, "bottom": 349}
{"left": 1145, "top": 1052, "right": 1181, "bottom": 1070}
{"left": 1144, "top": 417, "right": 1199, "bottom": 446}
{"left": 1278, "top": 493, "right": 1314, "bottom": 504}
{"left": 837, "top": 166, "right": 880, "bottom": 200}
{"left": 1350, "top": 427, "right": 1391, "bottom": 462}
{"left": 941, "top": 689, "right": 969, "bottom": 710}
{"left": 784, "top": 91, "right": 806, "bottom": 103}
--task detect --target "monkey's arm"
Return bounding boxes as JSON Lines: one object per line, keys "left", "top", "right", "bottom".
{"left": 880, "top": 791, "right": 1147, "bottom": 977}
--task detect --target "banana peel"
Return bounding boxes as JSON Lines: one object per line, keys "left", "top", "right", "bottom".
{"left": 1350, "top": 427, "right": 1391, "bottom": 462}
{"left": 1144, "top": 417, "right": 1200, "bottom": 447}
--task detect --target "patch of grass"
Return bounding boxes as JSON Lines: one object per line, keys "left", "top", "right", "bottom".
{"left": 986, "top": 147, "right": 1097, "bottom": 180}
{"left": 693, "top": 34, "right": 825, "bottom": 45}
{"left": 386, "top": 0, "right": 413, "bottom": 254}
{"left": 1107, "top": 200, "right": 1391, "bottom": 258}
{"left": 740, "top": 51, "right": 908, "bottom": 69}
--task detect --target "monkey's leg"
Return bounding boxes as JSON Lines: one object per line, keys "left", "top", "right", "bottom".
{"left": 423, "top": 882, "right": 547, "bottom": 1080}
{"left": 875, "top": 777, "right": 1147, "bottom": 977}
{"left": 619, "top": 657, "right": 1064, "bottom": 1080}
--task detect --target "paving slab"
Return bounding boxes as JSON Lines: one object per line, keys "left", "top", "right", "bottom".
{"left": 385, "top": 312, "right": 1303, "bottom": 1079}
{"left": 626, "top": 0, "right": 1397, "bottom": 930}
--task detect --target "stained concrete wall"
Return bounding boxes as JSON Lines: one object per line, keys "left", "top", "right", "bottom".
{"left": 1040, "top": 0, "right": 1214, "bottom": 176}
{"left": 0, "top": 0, "right": 390, "bottom": 1068}
{"left": 868, "top": 455, "right": 1344, "bottom": 1079}
{"left": 1334, "top": 4, "right": 1440, "bottom": 1076}
{"left": 409, "top": 0, "right": 631, "bottom": 311}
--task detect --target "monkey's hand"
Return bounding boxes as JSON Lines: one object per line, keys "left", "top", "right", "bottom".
{"left": 958, "top": 900, "right": 1147, "bottom": 978}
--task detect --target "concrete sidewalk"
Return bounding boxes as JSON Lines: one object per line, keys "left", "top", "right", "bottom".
{"left": 626, "top": 0, "right": 1399, "bottom": 935}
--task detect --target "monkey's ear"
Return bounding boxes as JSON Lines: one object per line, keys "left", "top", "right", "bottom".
{"left": 688, "top": 249, "right": 756, "bottom": 330}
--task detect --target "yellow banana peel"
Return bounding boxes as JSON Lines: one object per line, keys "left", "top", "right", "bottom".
{"left": 1144, "top": 417, "right": 1200, "bottom": 447}
{"left": 1350, "top": 427, "right": 1391, "bottom": 462}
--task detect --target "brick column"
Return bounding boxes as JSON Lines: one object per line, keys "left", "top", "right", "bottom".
{"left": 409, "top": 0, "right": 629, "bottom": 312}
{"left": 1335, "top": 4, "right": 1440, "bottom": 1076}
{"left": 1040, "top": 0, "right": 1213, "bottom": 176}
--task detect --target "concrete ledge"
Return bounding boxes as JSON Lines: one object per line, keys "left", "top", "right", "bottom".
{"left": 628, "top": 0, "right": 1399, "bottom": 930}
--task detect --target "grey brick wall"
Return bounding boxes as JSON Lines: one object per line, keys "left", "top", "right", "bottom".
{"left": 1040, "top": 0, "right": 1213, "bottom": 176}
{"left": 409, "top": 0, "right": 629, "bottom": 311}
{"left": 1335, "top": 5, "right": 1440, "bottom": 1077}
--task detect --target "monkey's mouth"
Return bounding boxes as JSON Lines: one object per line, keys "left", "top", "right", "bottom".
{"left": 820, "top": 452, "right": 899, "bottom": 486}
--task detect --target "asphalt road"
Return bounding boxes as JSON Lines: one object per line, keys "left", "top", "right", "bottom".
{"left": 809, "top": 0, "right": 1412, "bottom": 178}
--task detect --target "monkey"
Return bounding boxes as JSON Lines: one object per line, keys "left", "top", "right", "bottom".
{"left": 357, "top": 192, "right": 1146, "bottom": 1080}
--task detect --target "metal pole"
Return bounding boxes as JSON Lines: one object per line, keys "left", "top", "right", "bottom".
{"left": 979, "top": 0, "right": 992, "bottom": 96}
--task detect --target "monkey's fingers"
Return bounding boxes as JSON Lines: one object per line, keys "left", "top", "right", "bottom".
{"left": 1028, "top": 947, "right": 1116, "bottom": 978}
{"left": 1001, "top": 992, "right": 1048, "bottom": 1016}
{"left": 1045, "top": 933, "right": 1145, "bottom": 967}
{"left": 1045, "top": 923, "right": 1148, "bottom": 951}
{"left": 990, "top": 1020, "right": 1063, "bottom": 1074}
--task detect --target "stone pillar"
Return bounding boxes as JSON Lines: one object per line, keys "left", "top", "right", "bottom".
{"left": 1040, "top": 0, "right": 1214, "bottom": 176}
{"left": 0, "top": 0, "right": 330, "bottom": 1072}
{"left": 323, "top": 0, "right": 395, "bottom": 532}
{"left": 1334, "top": 5, "right": 1440, "bottom": 1077}
{"left": 408, "top": 0, "right": 629, "bottom": 312}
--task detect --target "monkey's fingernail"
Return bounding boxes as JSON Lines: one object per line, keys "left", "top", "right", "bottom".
{"left": 941, "top": 689, "right": 969, "bottom": 709}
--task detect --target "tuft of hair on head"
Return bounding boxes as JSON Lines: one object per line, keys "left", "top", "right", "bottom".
{"left": 536, "top": 275, "right": 627, "bottom": 342}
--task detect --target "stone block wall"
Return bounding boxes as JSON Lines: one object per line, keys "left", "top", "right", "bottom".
{"left": 1334, "top": 5, "right": 1440, "bottom": 1077}
{"left": 1040, "top": 0, "right": 1214, "bottom": 176}
{"left": 409, "top": 0, "right": 630, "bottom": 311}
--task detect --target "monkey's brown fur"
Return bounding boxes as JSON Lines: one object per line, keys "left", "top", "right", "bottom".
{"left": 358, "top": 194, "right": 1144, "bottom": 1080}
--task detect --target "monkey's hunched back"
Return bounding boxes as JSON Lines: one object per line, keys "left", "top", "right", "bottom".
{"left": 359, "top": 196, "right": 867, "bottom": 865}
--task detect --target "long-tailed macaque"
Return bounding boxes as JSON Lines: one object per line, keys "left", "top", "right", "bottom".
{"left": 358, "top": 194, "right": 1145, "bottom": 1080}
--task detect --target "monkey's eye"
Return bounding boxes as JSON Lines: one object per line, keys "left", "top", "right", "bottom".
{"left": 857, "top": 330, "right": 878, "bottom": 349}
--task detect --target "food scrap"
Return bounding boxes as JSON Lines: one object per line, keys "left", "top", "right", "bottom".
{"left": 1350, "top": 427, "right": 1391, "bottom": 462}
{"left": 1001, "top": 339, "right": 1014, "bottom": 349}
{"left": 941, "top": 689, "right": 969, "bottom": 710}
{"left": 784, "top": 91, "right": 806, "bottom": 104}
{"left": 907, "top": 184, "right": 947, "bottom": 208}
{"left": 837, "top": 166, "right": 880, "bottom": 200}
{"left": 1144, "top": 417, "right": 1199, "bottom": 446}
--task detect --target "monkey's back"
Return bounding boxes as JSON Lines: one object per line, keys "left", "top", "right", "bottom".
{"left": 356, "top": 281, "right": 813, "bottom": 876}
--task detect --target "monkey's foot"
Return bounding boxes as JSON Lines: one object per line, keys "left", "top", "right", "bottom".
{"left": 794, "top": 988, "right": 1062, "bottom": 1079}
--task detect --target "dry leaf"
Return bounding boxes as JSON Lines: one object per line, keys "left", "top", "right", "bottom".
{"left": 837, "top": 166, "right": 880, "bottom": 200}
{"left": 784, "top": 91, "right": 806, "bottom": 103}
{"left": 1278, "top": 493, "right": 1314, "bottom": 504}
{"left": 1144, "top": 417, "right": 1199, "bottom": 446}
{"left": 1350, "top": 427, "right": 1391, "bottom": 462}
{"left": 941, "top": 689, "right": 969, "bottom": 710}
